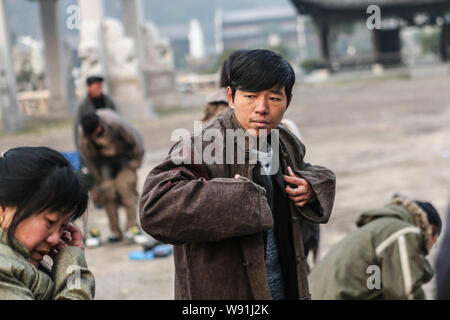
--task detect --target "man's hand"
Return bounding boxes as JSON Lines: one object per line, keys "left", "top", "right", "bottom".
{"left": 283, "top": 166, "right": 315, "bottom": 207}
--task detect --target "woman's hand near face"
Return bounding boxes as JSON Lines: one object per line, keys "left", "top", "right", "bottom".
{"left": 49, "top": 223, "right": 84, "bottom": 259}
{"left": 64, "top": 223, "right": 84, "bottom": 249}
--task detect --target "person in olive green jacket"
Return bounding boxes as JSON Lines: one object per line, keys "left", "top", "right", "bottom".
{"left": 309, "top": 194, "right": 441, "bottom": 300}
{"left": 0, "top": 147, "right": 95, "bottom": 300}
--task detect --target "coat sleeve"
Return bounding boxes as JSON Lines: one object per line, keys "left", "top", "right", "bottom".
{"left": 78, "top": 134, "right": 101, "bottom": 180}
{"left": 377, "top": 230, "right": 434, "bottom": 300}
{"left": 115, "top": 123, "right": 145, "bottom": 170}
{"left": 51, "top": 246, "right": 95, "bottom": 300}
{"left": 0, "top": 268, "right": 35, "bottom": 300}
{"left": 139, "top": 149, "right": 273, "bottom": 245}
{"left": 292, "top": 140, "right": 336, "bottom": 224}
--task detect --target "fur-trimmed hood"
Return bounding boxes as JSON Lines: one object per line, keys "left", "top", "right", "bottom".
{"left": 356, "top": 195, "right": 432, "bottom": 245}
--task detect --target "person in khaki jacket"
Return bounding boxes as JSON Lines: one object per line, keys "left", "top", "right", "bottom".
{"left": 309, "top": 194, "right": 441, "bottom": 300}
{"left": 139, "top": 50, "right": 336, "bottom": 300}
{"left": 0, "top": 147, "right": 94, "bottom": 300}
{"left": 78, "top": 109, "right": 145, "bottom": 243}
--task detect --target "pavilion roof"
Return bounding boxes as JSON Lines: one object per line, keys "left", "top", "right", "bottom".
{"left": 292, "top": 0, "right": 450, "bottom": 11}
{"left": 290, "top": 0, "right": 450, "bottom": 21}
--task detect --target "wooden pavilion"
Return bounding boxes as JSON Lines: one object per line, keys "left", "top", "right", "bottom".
{"left": 290, "top": 0, "right": 450, "bottom": 69}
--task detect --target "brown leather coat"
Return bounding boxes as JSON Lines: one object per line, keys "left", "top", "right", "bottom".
{"left": 139, "top": 107, "right": 336, "bottom": 300}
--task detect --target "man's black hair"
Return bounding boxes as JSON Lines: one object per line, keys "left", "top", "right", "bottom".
{"left": 229, "top": 49, "right": 295, "bottom": 104}
{"left": 416, "top": 200, "right": 442, "bottom": 236}
{"left": 81, "top": 113, "right": 100, "bottom": 136}
{"left": 86, "top": 76, "right": 104, "bottom": 86}
{"left": 219, "top": 50, "right": 249, "bottom": 88}
{"left": 0, "top": 147, "right": 88, "bottom": 240}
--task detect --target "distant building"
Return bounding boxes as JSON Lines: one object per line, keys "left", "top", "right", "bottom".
{"left": 215, "top": 6, "right": 307, "bottom": 58}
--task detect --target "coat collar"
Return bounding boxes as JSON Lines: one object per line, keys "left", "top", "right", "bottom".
{"left": 219, "top": 107, "right": 245, "bottom": 132}
{"left": 0, "top": 227, "right": 31, "bottom": 260}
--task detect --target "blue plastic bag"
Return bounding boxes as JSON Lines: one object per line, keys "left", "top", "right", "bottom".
{"left": 128, "top": 250, "right": 155, "bottom": 261}
{"left": 128, "top": 244, "right": 173, "bottom": 261}
{"left": 61, "top": 151, "right": 81, "bottom": 172}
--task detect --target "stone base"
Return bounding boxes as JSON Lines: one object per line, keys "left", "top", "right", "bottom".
{"left": 143, "top": 69, "right": 180, "bottom": 112}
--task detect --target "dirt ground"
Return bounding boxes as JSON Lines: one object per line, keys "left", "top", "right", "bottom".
{"left": 1, "top": 72, "right": 449, "bottom": 299}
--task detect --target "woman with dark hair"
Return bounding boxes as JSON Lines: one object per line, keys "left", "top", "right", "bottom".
{"left": 0, "top": 147, "right": 95, "bottom": 299}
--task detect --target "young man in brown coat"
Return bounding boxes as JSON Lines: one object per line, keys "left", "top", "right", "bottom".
{"left": 139, "top": 49, "right": 336, "bottom": 300}
{"left": 79, "top": 109, "right": 145, "bottom": 243}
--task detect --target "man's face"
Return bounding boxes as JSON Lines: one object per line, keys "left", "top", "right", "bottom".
{"left": 87, "top": 82, "right": 103, "bottom": 98}
{"left": 227, "top": 86, "right": 291, "bottom": 136}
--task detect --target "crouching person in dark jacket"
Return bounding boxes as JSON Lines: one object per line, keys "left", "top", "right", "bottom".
{"left": 139, "top": 49, "right": 336, "bottom": 300}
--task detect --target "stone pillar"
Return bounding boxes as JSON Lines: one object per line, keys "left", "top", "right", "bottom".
{"left": 215, "top": 9, "right": 224, "bottom": 54}
{"left": 78, "top": 0, "right": 107, "bottom": 92}
{"left": 0, "top": 0, "right": 23, "bottom": 132}
{"left": 315, "top": 19, "right": 331, "bottom": 69}
{"left": 188, "top": 19, "right": 205, "bottom": 59}
{"left": 440, "top": 23, "right": 450, "bottom": 61}
{"left": 372, "top": 28, "right": 402, "bottom": 66}
{"left": 38, "top": 0, "right": 72, "bottom": 115}
{"left": 121, "top": 0, "right": 156, "bottom": 117}
{"left": 121, "top": 0, "right": 144, "bottom": 62}
{"left": 296, "top": 15, "right": 308, "bottom": 63}
{"left": 79, "top": 0, "right": 104, "bottom": 21}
